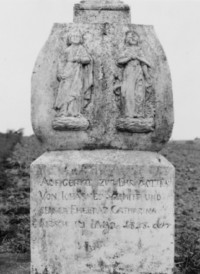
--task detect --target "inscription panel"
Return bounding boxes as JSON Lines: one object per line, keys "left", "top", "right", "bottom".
{"left": 31, "top": 151, "right": 174, "bottom": 274}
{"left": 34, "top": 177, "right": 171, "bottom": 230}
{"left": 32, "top": 177, "right": 174, "bottom": 274}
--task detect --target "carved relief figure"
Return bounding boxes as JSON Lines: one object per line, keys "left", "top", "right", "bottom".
{"left": 52, "top": 31, "right": 93, "bottom": 131}
{"left": 114, "top": 31, "right": 154, "bottom": 133}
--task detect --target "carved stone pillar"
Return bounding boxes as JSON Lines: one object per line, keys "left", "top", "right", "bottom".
{"left": 31, "top": 1, "right": 175, "bottom": 273}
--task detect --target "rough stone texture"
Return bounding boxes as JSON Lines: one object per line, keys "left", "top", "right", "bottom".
{"left": 31, "top": 150, "right": 175, "bottom": 274}
{"left": 31, "top": 1, "right": 173, "bottom": 152}
{"left": 74, "top": 0, "right": 131, "bottom": 24}
{"left": 31, "top": 2, "right": 175, "bottom": 273}
{"left": 32, "top": 24, "right": 173, "bottom": 151}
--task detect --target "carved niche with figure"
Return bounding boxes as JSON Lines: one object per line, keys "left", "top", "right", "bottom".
{"left": 52, "top": 31, "right": 93, "bottom": 131}
{"left": 114, "top": 30, "right": 155, "bottom": 133}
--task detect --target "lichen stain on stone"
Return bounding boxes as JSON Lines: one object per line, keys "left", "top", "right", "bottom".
{"left": 34, "top": 267, "right": 49, "bottom": 274}
{"left": 92, "top": 187, "right": 97, "bottom": 198}
{"left": 85, "top": 241, "right": 89, "bottom": 252}
{"left": 112, "top": 189, "right": 118, "bottom": 196}
{"left": 71, "top": 167, "right": 78, "bottom": 174}
{"left": 77, "top": 187, "right": 85, "bottom": 198}
{"left": 102, "top": 23, "right": 109, "bottom": 36}
{"left": 111, "top": 261, "right": 121, "bottom": 274}
{"left": 98, "top": 258, "right": 107, "bottom": 271}
{"left": 32, "top": 165, "right": 45, "bottom": 179}
{"left": 86, "top": 263, "right": 93, "bottom": 269}
{"left": 42, "top": 267, "right": 49, "bottom": 274}
{"left": 137, "top": 238, "right": 143, "bottom": 250}
{"left": 111, "top": 270, "right": 120, "bottom": 274}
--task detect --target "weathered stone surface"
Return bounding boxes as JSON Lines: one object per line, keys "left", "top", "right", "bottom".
{"left": 31, "top": 0, "right": 173, "bottom": 152}
{"left": 74, "top": 0, "right": 131, "bottom": 24}
{"left": 31, "top": 150, "right": 175, "bottom": 274}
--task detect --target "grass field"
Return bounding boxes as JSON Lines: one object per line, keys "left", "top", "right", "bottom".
{"left": 0, "top": 136, "right": 200, "bottom": 274}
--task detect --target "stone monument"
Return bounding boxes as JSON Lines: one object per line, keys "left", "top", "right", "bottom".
{"left": 31, "top": 1, "right": 175, "bottom": 273}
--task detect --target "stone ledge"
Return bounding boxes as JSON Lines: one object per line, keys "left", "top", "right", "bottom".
{"left": 31, "top": 150, "right": 174, "bottom": 169}
{"left": 74, "top": 0, "right": 130, "bottom": 11}
{"left": 74, "top": 4, "right": 130, "bottom": 11}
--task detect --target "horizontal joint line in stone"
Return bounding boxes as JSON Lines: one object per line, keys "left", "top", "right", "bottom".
{"left": 75, "top": 6, "right": 130, "bottom": 11}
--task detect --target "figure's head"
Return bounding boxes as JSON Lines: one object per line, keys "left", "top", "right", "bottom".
{"left": 67, "top": 31, "right": 83, "bottom": 45}
{"left": 125, "top": 31, "right": 140, "bottom": 46}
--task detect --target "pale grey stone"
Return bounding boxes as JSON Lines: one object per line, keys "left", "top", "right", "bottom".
{"left": 31, "top": 2, "right": 175, "bottom": 273}
{"left": 31, "top": 0, "right": 174, "bottom": 151}
{"left": 31, "top": 150, "right": 175, "bottom": 274}
{"left": 74, "top": 0, "right": 131, "bottom": 24}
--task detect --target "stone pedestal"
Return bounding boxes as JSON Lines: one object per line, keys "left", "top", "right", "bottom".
{"left": 31, "top": 151, "right": 174, "bottom": 274}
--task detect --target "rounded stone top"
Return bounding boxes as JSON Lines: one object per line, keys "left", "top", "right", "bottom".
{"left": 32, "top": 23, "right": 173, "bottom": 152}
{"left": 75, "top": 0, "right": 130, "bottom": 10}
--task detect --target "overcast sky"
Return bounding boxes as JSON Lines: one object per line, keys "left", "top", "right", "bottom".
{"left": 0, "top": 0, "right": 199, "bottom": 140}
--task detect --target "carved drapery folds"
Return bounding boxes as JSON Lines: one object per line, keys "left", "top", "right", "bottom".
{"left": 52, "top": 31, "right": 93, "bottom": 131}
{"left": 31, "top": 9, "right": 173, "bottom": 150}
{"left": 52, "top": 30, "right": 155, "bottom": 133}
{"left": 114, "top": 31, "right": 155, "bottom": 133}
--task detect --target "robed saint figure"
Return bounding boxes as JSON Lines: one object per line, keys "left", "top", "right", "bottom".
{"left": 52, "top": 31, "right": 93, "bottom": 131}
{"left": 115, "top": 30, "right": 154, "bottom": 133}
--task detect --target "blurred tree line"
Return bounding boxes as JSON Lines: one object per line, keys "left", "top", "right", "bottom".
{"left": 0, "top": 129, "right": 44, "bottom": 253}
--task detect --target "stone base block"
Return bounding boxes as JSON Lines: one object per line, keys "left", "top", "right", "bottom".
{"left": 31, "top": 150, "right": 175, "bottom": 274}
